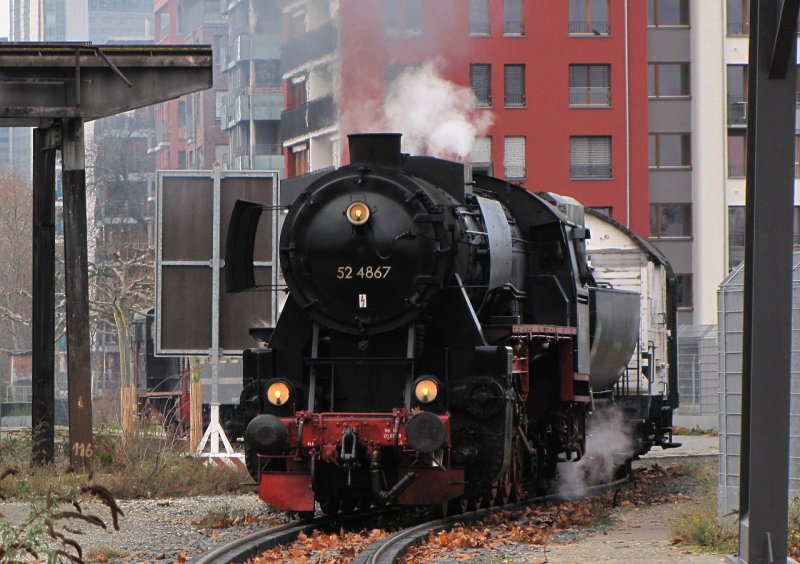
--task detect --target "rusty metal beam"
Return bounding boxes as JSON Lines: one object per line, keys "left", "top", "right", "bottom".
{"left": 31, "top": 126, "right": 58, "bottom": 465}
{"left": 61, "top": 119, "right": 93, "bottom": 471}
{"left": 0, "top": 44, "right": 212, "bottom": 126}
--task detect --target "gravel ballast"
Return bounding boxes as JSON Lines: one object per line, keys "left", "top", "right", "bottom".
{"left": 1, "top": 492, "right": 286, "bottom": 562}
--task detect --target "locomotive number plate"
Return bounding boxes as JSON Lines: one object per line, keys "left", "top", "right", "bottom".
{"left": 336, "top": 265, "right": 392, "bottom": 279}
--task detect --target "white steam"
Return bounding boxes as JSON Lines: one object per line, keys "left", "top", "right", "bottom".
{"left": 555, "top": 409, "right": 633, "bottom": 500}
{"left": 342, "top": 61, "right": 493, "bottom": 159}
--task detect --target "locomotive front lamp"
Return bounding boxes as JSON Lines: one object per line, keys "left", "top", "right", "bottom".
{"left": 346, "top": 201, "right": 370, "bottom": 225}
{"left": 414, "top": 378, "right": 439, "bottom": 403}
{"left": 267, "top": 381, "right": 291, "bottom": 406}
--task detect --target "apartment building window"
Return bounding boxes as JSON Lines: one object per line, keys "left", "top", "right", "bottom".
{"left": 471, "top": 136, "right": 492, "bottom": 163}
{"left": 727, "top": 65, "right": 748, "bottom": 125}
{"left": 728, "top": 206, "right": 745, "bottom": 269}
{"left": 214, "top": 35, "right": 226, "bottom": 71}
{"left": 649, "top": 133, "right": 691, "bottom": 168}
{"left": 650, "top": 203, "right": 691, "bottom": 238}
{"left": 569, "top": 64, "right": 610, "bottom": 106}
{"left": 504, "top": 64, "right": 526, "bottom": 106}
{"left": 291, "top": 143, "right": 309, "bottom": 177}
{"left": 504, "top": 0, "right": 524, "bottom": 35}
{"left": 729, "top": 206, "right": 800, "bottom": 269}
{"left": 385, "top": 63, "right": 418, "bottom": 89}
{"left": 569, "top": 0, "right": 610, "bottom": 35}
{"left": 676, "top": 274, "right": 693, "bottom": 309}
{"left": 287, "top": 75, "right": 307, "bottom": 109}
{"left": 230, "top": 64, "right": 250, "bottom": 92}
{"left": 255, "top": 60, "right": 281, "bottom": 88}
{"left": 504, "top": 136, "right": 526, "bottom": 179}
{"left": 470, "top": 0, "right": 490, "bottom": 35}
{"left": 728, "top": 131, "right": 747, "bottom": 177}
{"left": 385, "top": 0, "right": 423, "bottom": 36}
{"left": 796, "top": 134, "right": 800, "bottom": 178}
{"left": 648, "top": 63, "right": 690, "bottom": 97}
{"left": 570, "top": 136, "right": 612, "bottom": 178}
{"left": 471, "top": 64, "right": 492, "bottom": 106}
{"left": 157, "top": 10, "right": 170, "bottom": 42}
{"left": 727, "top": 0, "right": 749, "bottom": 35}
{"left": 215, "top": 92, "right": 225, "bottom": 121}
{"left": 648, "top": 0, "right": 689, "bottom": 27}
{"left": 177, "top": 100, "right": 186, "bottom": 137}
{"left": 288, "top": 9, "right": 306, "bottom": 39}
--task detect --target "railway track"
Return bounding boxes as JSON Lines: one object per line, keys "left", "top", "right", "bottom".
{"left": 353, "top": 477, "right": 629, "bottom": 564}
{"left": 189, "top": 505, "right": 409, "bottom": 564}
{"left": 192, "top": 477, "right": 629, "bottom": 564}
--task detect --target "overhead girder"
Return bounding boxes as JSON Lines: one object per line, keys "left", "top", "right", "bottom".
{"left": 0, "top": 44, "right": 212, "bottom": 126}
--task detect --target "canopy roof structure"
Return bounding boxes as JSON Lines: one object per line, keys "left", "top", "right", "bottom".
{"left": 0, "top": 43, "right": 212, "bottom": 126}
{"left": 1, "top": 42, "right": 213, "bottom": 472}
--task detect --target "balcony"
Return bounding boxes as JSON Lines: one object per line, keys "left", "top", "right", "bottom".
{"left": 569, "top": 86, "right": 611, "bottom": 106}
{"left": 281, "top": 96, "right": 337, "bottom": 141}
{"left": 280, "top": 23, "right": 338, "bottom": 74}
{"left": 728, "top": 94, "right": 747, "bottom": 126}
{"left": 253, "top": 90, "right": 283, "bottom": 120}
{"left": 503, "top": 20, "right": 524, "bottom": 35}
{"left": 226, "top": 33, "right": 281, "bottom": 68}
{"left": 255, "top": 143, "right": 281, "bottom": 155}
{"left": 569, "top": 20, "right": 611, "bottom": 35}
{"left": 227, "top": 90, "right": 283, "bottom": 125}
{"left": 570, "top": 164, "right": 612, "bottom": 179}
{"left": 253, "top": 154, "right": 285, "bottom": 171}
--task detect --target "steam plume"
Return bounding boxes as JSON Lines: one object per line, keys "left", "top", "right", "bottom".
{"left": 343, "top": 61, "right": 493, "bottom": 159}
{"left": 555, "top": 409, "right": 633, "bottom": 500}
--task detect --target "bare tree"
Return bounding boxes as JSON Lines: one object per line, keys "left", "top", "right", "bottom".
{"left": 86, "top": 110, "right": 157, "bottom": 431}
{"left": 0, "top": 173, "right": 33, "bottom": 358}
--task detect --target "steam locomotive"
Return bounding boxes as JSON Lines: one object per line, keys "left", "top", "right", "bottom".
{"left": 225, "top": 133, "right": 679, "bottom": 514}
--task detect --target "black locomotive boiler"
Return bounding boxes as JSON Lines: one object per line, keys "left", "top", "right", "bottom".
{"left": 226, "top": 133, "right": 679, "bottom": 514}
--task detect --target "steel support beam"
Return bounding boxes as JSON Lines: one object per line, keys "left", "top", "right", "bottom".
{"left": 61, "top": 119, "right": 93, "bottom": 471}
{"left": 0, "top": 45, "right": 213, "bottom": 126}
{"left": 0, "top": 42, "right": 211, "bottom": 470}
{"left": 31, "top": 127, "right": 58, "bottom": 465}
{"left": 736, "top": 0, "right": 799, "bottom": 562}
{"left": 769, "top": 0, "right": 800, "bottom": 78}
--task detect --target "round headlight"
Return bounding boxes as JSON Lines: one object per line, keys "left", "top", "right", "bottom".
{"left": 346, "top": 201, "right": 370, "bottom": 225}
{"left": 414, "top": 378, "right": 439, "bottom": 403}
{"left": 267, "top": 381, "right": 291, "bottom": 406}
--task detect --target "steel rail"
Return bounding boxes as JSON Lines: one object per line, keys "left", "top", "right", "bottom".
{"left": 190, "top": 516, "right": 328, "bottom": 564}
{"left": 191, "top": 476, "right": 628, "bottom": 563}
{"left": 190, "top": 506, "right": 401, "bottom": 564}
{"left": 353, "top": 477, "right": 630, "bottom": 564}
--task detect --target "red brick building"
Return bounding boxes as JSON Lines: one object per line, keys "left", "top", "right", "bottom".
{"left": 154, "top": 0, "right": 228, "bottom": 170}
{"left": 280, "top": 0, "right": 649, "bottom": 236}
{"left": 154, "top": 0, "right": 186, "bottom": 170}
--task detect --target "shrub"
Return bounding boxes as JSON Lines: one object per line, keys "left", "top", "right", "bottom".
{"left": 0, "top": 424, "right": 246, "bottom": 500}
{"left": 0, "top": 469, "right": 123, "bottom": 563}
{"left": 671, "top": 461, "right": 736, "bottom": 553}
